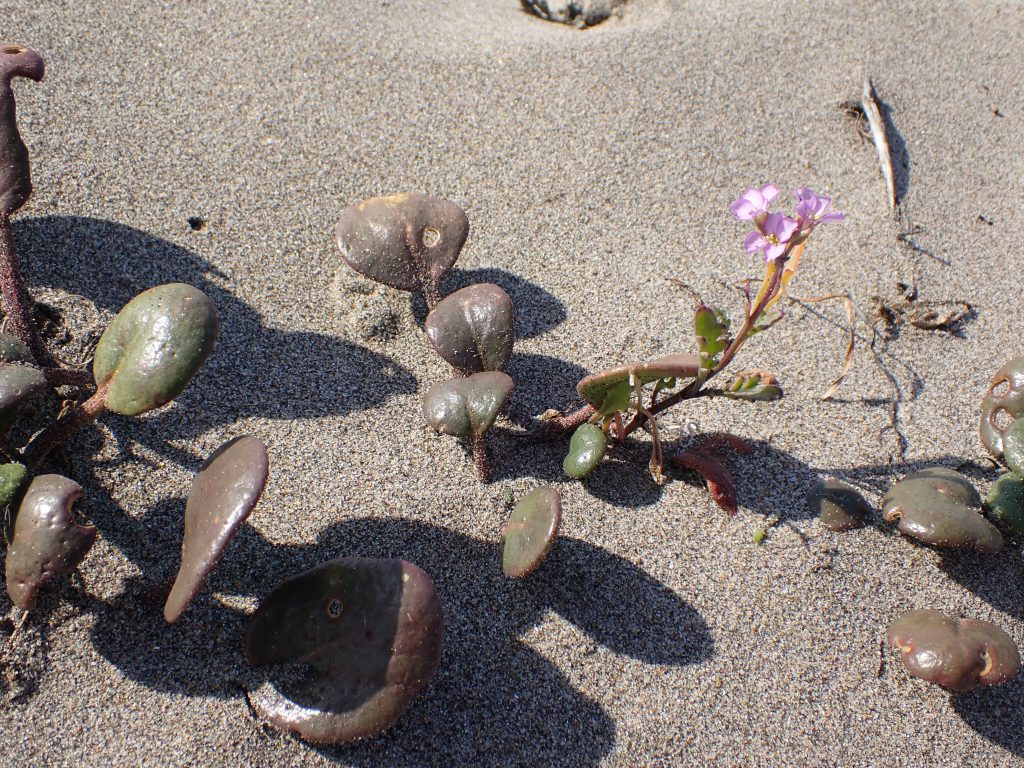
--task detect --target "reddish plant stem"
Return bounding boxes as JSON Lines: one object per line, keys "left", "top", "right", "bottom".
{"left": 621, "top": 265, "right": 785, "bottom": 437}
{"left": 471, "top": 433, "right": 490, "bottom": 483}
{"left": 0, "top": 215, "right": 52, "bottom": 366}
{"left": 534, "top": 403, "right": 596, "bottom": 439}
{"left": 23, "top": 382, "right": 108, "bottom": 467}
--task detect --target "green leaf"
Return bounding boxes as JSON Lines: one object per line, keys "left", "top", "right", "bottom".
{"left": 563, "top": 423, "right": 608, "bottom": 479}
{"left": 598, "top": 379, "right": 631, "bottom": 416}
{"left": 718, "top": 370, "right": 783, "bottom": 402}
{"left": 694, "top": 305, "right": 730, "bottom": 369}
{"left": 93, "top": 283, "right": 219, "bottom": 416}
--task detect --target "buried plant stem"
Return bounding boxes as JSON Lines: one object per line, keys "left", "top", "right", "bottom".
{"left": 471, "top": 433, "right": 490, "bottom": 483}
{"left": 23, "top": 381, "right": 109, "bottom": 467}
{"left": 0, "top": 215, "right": 53, "bottom": 366}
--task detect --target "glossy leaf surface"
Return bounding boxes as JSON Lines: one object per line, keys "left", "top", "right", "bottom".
{"left": 502, "top": 486, "right": 561, "bottom": 578}
{"left": 425, "top": 283, "right": 513, "bottom": 372}
{"left": 422, "top": 371, "right": 512, "bottom": 439}
{"left": 245, "top": 557, "right": 443, "bottom": 744}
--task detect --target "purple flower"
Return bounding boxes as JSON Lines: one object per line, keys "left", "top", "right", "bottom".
{"left": 730, "top": 184, "right": 780, "bottom": 221}
{"left": 743, "top": 212, "right": 798, "bottom": 261}
{"left": 794, "top": 187, "right": 844, "bottom": 229}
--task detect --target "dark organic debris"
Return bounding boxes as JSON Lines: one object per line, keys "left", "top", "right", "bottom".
{"left": 670, "top": 433, "right": 752, "bottom": 516}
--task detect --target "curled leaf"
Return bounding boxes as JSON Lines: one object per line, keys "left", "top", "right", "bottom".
{"left": 979, "top": 356, "right": 1024, "bottom": 459}
{"left": 4, "top": 474, "right": 96, "bottom": 611}
{"left": 164, "top": 436, "right": 269, "bottom": 623}
{"left": 881, "top": 468, "right": 1002, "bottom": 553}
{"left": 501, "top": 486, "right": 561, "bottom": 578}
{"left": 1002, "top": 417, "right": 1024, "bottom": 478}
{"left": 93, "top": 283, "right": 219, "bottom": 416}
{"left": 424, "top": 283, "right": 514, "bottom": 373}
{"left": 335, "top": 192, "right": 468, "bottom": 293}
{"left": 563, "top": 422, "right": 608, "bottom": 479}
{"left": 422, "top": 371, "right": 512, "bottom": 439}
{"left": 669, "top": 433, "right": 752, "bottom": 516}
{"left": 245, "top": 557, "right": 443, "bottom": 744}
{"left": 0, "top": 43, "right": 44, "bottom": 216}
{"left": 576, "top": 354, "right": 699, "bottom": 412}
{"left": 888, "top": 609, "right": 1021, "bottom": 691}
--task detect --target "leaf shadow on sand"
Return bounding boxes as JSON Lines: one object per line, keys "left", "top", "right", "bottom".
{"left": 11, "top": 215, "right": 419, "bottom": 463}
{"left": 81, "top": 515, "right": 713, "bottom": 767}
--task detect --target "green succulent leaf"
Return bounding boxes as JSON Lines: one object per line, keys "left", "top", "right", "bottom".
{"left": 424, "top": 283, "right": 514, "bottom": 373}
{"left": 694, "top": 304, "right": 730, "bottom": 370}
{"left": 501, "top": 486, "right": 561, "bottom": 578}
{"left": 93, "top": 283, "right": 219, "bottom": 416}
{"left": 598, "top": 379, "right": 631, "bottom": 416}
{"left": 563, "top": 423, "right": 607, "bottom": 479}
{"left": 0, "top": 461, "right": 28, "bottom": 544}
{"left": 422, "top": 371, "right": 513, "bottom": 439}
{"left": 984, "top": 472, "right": 1024, "bottom": 538}
{"left": 718, "top": 370, "right": 783, "bottom": 402}
{"left": 1003, "top": 418, "right": 1024, "bottom": 478}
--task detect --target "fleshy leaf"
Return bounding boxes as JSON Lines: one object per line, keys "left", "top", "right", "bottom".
{"left": 806, "top": 478, "right": 870, "bottom": 531}
{"left": 1002, "top": 418, "right": 1024, "bottom": 477}
{"left": 4, "top": 474, "right": 96, "bottom": 610}
{"left": 164, "top": 436, "right": 269, "bottom": 623}
{"left": 0, "top": 461, "right": 27, "bottom": 544}
{"left": 93, "top": 283, "right": 219, "bottom": 416}
{"left": 979, "top": 356, "right": 1024, "bottom": 459}
{"left": 693, "top": 305, "right": 730, "bottom": 370}
{"left": 984, "top": 472, "right": 1024, "bottom": 538}
{"left": 881, "top": 468, "right": 1002, "bottom": 553}
{"left": 245, "top": 557, "right": 443, "bottom": 744}
{"left": 0, "top": 361, "right": 45, "bottom": 430}
{"left": 597, "top": 379, "right": 631, "bottom": 416}
{"left": 719, "top": 369, "right": 782, "bottom": 402}
{"left": 0, "top": 44, "right": 44, "bottom": 216}
{"left": 424, "top": 283, "right": 513, "bottom": 373}
{"left": 335, "top": 192, "right": 468, "bottom": 292}
{"left": 888, "top": 609, "right": 1021, "bottom": 691}
{"left": 576, "top": 354, "right": 699, "bottom": 410}
{"left": 501, "top": 486, "right": 561, "bottom": 578}
{"left": 669, "top": 433, "right": 752, "bottom": 515}
{"left": 422, "top": 371, "right": 513, "bottom": 439}
{"left": 562, "top": 423, "right": 607, "bottom": 479}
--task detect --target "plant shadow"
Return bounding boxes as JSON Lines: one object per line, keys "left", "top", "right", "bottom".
{"left": 86, "top": 516, "right": 713, "bottom": 766}
{"left": 11, "top": 215, "right": 418, "bottom": 459}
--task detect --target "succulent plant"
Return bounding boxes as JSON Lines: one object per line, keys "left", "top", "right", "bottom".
{"left": 1002, "top": 417, "right": 1024, "bottom": 478}
{"left": 806, "top": 478, "right": 871, "bottom": 532}
{"left": 422, "top": 371, "right": 512, "bottom": 481}
{"left": 887, "top": 609, "right": 1021, "bottom": 691}
{"left": 0, "top": 460, "right": 27, "bottom": 543}
{"left": 424, "top": 283, "right": 514, "bottom": 373}
{"left": 501, "top": 486, "right": 561, "bottom": 578}
{"left": 0, "top": 43, "right": 44, "bottom": 217}
{"left": 335, "top": 192, "right": 468, "bottom": 309}
{"left": 984, "top": 472, "right": 1024, "bottom": 538}
{"left": 670, "top": 433, "right": 752, "bottom": 516}
{"left": 4, "top": 474, "right": 96, "bottom": 611}
{"left": 164, "top": 436, "right": 269, "bottom": 623}
{"left": 576, "top": 354, "right": 700, "bottom": 416}
{"left": 881, "top": 468, "right": 1003, "bottom": 553}
{"left": 245, "top": 557, "right": 443, "bottom": 744}
{"left": 562, "top": 423, "right": 608, "bottom": 479}
{"left": 0, "top": 331, "right": 45, "bottom": 431}
{"left": 979, "top": 356, "right": 1024, "bottom": 459}
{"left": 93, "top": 283, "right": 219, "bottom": 416}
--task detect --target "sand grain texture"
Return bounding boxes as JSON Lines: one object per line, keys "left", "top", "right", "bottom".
{"left": 1, "top": 0, "right": 1023, "bottom": 765}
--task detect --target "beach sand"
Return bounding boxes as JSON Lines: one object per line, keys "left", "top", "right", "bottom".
{"left": 2, "top": 0, "right": 1023, "bottom": 765}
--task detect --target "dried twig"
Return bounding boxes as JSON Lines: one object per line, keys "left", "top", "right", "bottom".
{"left": 787, "top": 291, "right": 856, "bottom": 400}
{"left": 861, "top": 79, "right": 895, "bottom": 211}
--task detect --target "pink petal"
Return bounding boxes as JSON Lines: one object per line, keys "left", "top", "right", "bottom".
{"left": 730, "top": 198, "right": 758, "bottom": 220}
{"left": 760, "top": 184, "right": 780, "bottom": 203}
{"left": 743, "top": 232, "right": 765, "bottom": 253}
{"left": 819, "top": 212, "right": 845, "bottom": 223}
{"left": 764, "top": 242, "right": 787, "bottom": 261}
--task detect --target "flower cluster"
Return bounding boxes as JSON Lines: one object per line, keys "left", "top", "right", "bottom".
{"left": 730, "top": 184, "right": 843, "bottom": 262}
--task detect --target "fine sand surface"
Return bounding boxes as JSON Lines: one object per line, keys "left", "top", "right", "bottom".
{"left": 2, "top": 0, "right": 1023, "bottom": 765}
